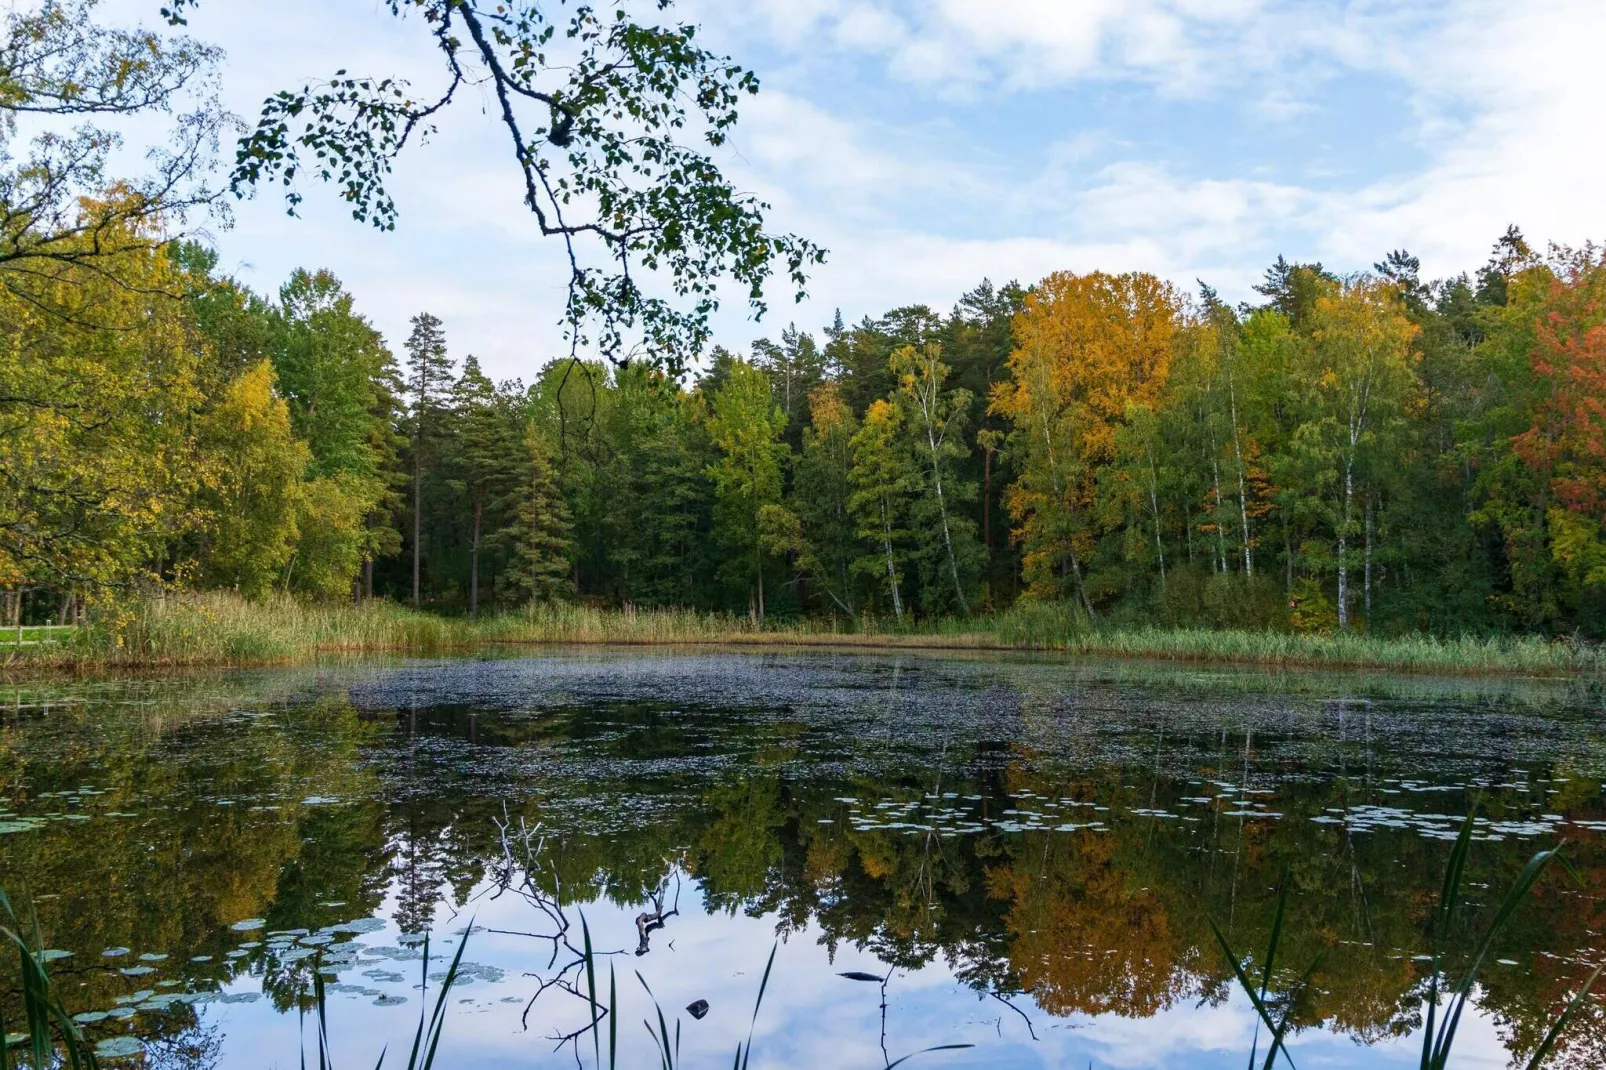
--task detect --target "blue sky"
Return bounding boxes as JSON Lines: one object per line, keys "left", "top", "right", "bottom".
{"left": 104, "top": 0, "right": 1606, "bottom": 382}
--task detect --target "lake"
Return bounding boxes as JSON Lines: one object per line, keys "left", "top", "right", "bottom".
{"left": 2, "top": 650, "right": 1605, "bottom": 1068}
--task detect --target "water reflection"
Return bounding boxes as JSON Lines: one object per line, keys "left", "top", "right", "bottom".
{"left": 2, "top": 653, "right": 1605, "bottom": 1067}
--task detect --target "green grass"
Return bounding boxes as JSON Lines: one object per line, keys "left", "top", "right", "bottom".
{"left": 0, "top": 626, "right": 77, "bottom": 650}
{"left": 0, "top": 591, "right": 1598, "bottom": 677}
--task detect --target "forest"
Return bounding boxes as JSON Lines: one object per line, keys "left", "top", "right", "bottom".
{"left": 4, "top": 216, "right": 1605, "bottom": 641}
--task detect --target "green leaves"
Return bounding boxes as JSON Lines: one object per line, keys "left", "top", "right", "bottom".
{"left": 222, "top": 0, "right": 823, "bottom": 371}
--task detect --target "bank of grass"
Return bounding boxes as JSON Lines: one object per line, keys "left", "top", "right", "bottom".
{"left": 1, "top": 591, "right": 1599, "bottom": 677}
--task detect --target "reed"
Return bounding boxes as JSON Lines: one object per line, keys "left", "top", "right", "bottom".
{"left": 2, "top": 592, "right": 1597, "bottom": 678}
{"left": 1210, "top": 809, "right": 1604, "bottom": 1070}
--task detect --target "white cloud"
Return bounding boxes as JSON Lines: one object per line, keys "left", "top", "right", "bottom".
{"left": 82, "top": 0, "right": 1606, "bottom": 379}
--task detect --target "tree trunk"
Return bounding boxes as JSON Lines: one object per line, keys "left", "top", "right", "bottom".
{"left": 364, "top": 558, "right": 374, "bottom": 601}
{"left": 1337, "top": 460, "right": 1354, "bottom": 631}
{"left": 412, "top": 448, "right": 422, "bottom": 605}
{"left": 1067, "top": 548, "right": 1096, "bottom": 620}
{"left": 1283, "top": 515, "right": 1293, "bottom": 594}
{"left": 921, "top": 417, "right": 969, "bottom": 615}
{"left": 881, "top": 502, "right": 904, "bottom": 623}
{"left": 982, "top": 447, "right": 992, "bottom": 552}
{"left": 1211, "top": 458, "right": 1228, "bottom": 574}
{"left": 1148, "top": 451, "right": 1166, "bottom": 586}
{"left": 1364, "top": 493, "right": 1374, "bottom": 620}
{"left": 1228, "top": 374, "right": 1253, "bottom": 577}
{"left": 469, "top": 497, "right": 483, "bottom": 621}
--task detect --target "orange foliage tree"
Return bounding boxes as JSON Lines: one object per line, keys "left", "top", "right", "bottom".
{"left": 1512, "top": 253, "right": 1606, "bottom": 589}
{"left": 991, "top": 271, "right": 1179, "bottom": 610}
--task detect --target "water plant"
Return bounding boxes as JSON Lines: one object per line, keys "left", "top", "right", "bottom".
{"left": 1211, "top": 810, "right": 1605, "bottom": 1069}
{"left": 4, "top": 591, "right": 1598, "bottom": 677}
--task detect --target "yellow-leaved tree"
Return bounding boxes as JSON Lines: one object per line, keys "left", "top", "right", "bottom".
{"left": 0, "top": 210, "right": 204, "bottom": 604}
{"left": 991, "top": 271, "right": 1179, "bottom": 612}
{"left": 192, "top": 361, "right": 310, "bottom": 597}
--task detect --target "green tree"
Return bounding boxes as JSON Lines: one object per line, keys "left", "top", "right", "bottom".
{"left": 403, "top": 312, "right": 453, "bottom": 604}
{"left": 848, "top": 400, "right": 916, "bottom": 622}
{"left": 499, "top": 423, "right": 573, "bottom": 604}
{"left": 792, "top": 383, "right": 861, "bottom": 616}
{"left": 449, "top": 358, "right": 524, "bottom": 618}
{"left": 891, "top": 343, "right": 982, "bottom": 616}
{"left": 0, "top": 219, "right": 204, "bottom": 596}
{"left": 705, "top": 358, "right": 787, "bottom": 621}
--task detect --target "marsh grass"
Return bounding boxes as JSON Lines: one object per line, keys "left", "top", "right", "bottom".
{"left": 1211, "top": 810, "right": 1605, "bottom": 1070}
{"left": 1, "top": 591, "right": 1598, "bottom": 677}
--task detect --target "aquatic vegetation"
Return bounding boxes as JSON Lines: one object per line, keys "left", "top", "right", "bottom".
{"left": 1211, "top": 810, "right": 1606, "bottom": 1070}
{"left": 4, "top": 592, "right": 1599, "bottom": 676}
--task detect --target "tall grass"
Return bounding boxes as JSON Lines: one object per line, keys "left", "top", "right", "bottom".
{"left": 2, "top": 591, "right": 1598, "bottom": 677}
{"left": 1211, "top": 810, "right": 1604, "bottom": 1070}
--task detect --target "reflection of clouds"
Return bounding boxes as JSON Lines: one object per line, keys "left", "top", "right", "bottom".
{"left": 199, "top": 872, "right": 1517, "bottom": 1070}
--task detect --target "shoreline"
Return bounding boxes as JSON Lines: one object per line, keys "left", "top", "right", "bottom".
{"left": 2, "top": 595, "right": 1599, "bottom": 680}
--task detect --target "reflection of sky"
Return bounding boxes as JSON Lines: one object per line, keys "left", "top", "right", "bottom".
{"left": 198, "top": 876, "right": 1515, "bottom": 1070}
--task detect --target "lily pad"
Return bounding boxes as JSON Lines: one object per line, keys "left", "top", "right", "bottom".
{"left": 39, "top": 949, "right": 71, "bottom": 962}
{"left": 119, "top": 965, "right": 156, "bottom": 976}
{"left": 331, "top": 917, "right": 385, "bottom": 934}
{"left": 72, "top": 1011, "right": 109, "bottom": 1024}
{"left": 94, "top": 1037, "right": 144, "bottom": 1059}
{"left": 229, "top": 919, "right": 265, "bottom": 932}
{"left": 372, "top": 994, "right": 408, "bottom": 1007}
{"left": 138, "top": 952, "right": 168, "bottom": 962}
{"left": 102, "top": 946, "right": 131, "bottom": 958}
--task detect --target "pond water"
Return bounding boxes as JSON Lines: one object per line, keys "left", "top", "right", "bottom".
{"left": 3, "top": 650, "right": 1606, "bottom": 1069}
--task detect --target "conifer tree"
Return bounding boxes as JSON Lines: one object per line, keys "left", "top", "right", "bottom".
{"left": 404, "top": 312, "right": 453, "bottom": 604}
{"left": 500, "top": 424, "right": 573, "bottom": 604}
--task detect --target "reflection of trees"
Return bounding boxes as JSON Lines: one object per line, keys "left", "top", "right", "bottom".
{"left": 0, "top": 680, "right": 405, "bottom": 1037}
{"left": 7, "top": 672, "right": 1606, "bottom": 1067}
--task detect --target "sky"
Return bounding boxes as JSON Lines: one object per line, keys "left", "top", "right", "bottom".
{"left": 98, "top": 0, "right": 1606, "bottom": 383}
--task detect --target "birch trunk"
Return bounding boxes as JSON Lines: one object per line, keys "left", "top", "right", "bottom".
{"left": 1337, "top": 459, "right": 1354, "bottom": 631}
{"left": 881, "top": 500, "right": 903, "bottom": 622}
{"left": 1363, "top": 494, "right": 1374, "bottom": 619}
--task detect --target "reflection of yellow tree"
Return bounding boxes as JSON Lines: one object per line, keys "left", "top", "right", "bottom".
{"left": 0, "top": 680, "right": 389, "bottom": 1026}
{"left": 988, "top": 828, "right": 1185, "bottom": 1017}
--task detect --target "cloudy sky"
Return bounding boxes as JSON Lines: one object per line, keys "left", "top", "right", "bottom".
{"left": 108, "top": 0, "right": 1606, "bottom": 382}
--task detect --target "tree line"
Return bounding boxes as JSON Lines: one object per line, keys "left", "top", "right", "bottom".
{"left": 3, "top": 218, "right": 1604, "bottom": 637}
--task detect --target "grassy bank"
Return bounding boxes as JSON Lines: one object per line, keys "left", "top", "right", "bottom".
{"left": 1, "top": 592, "right": 1599, "bottom": 677}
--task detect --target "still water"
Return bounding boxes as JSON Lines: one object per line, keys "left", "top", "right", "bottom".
{"left": 3, "top": 650, "right": 1606, "bottom": 1069}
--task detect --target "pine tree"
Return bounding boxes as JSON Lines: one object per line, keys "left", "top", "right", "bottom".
{"left": 500, "top": 423, "right": 573, "bottom": 603}
{"left": 449, "top": 358, "right": 524, "bottom": 619}
{"left": 404, "top": 312, "right": 453, "bottom": 604}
